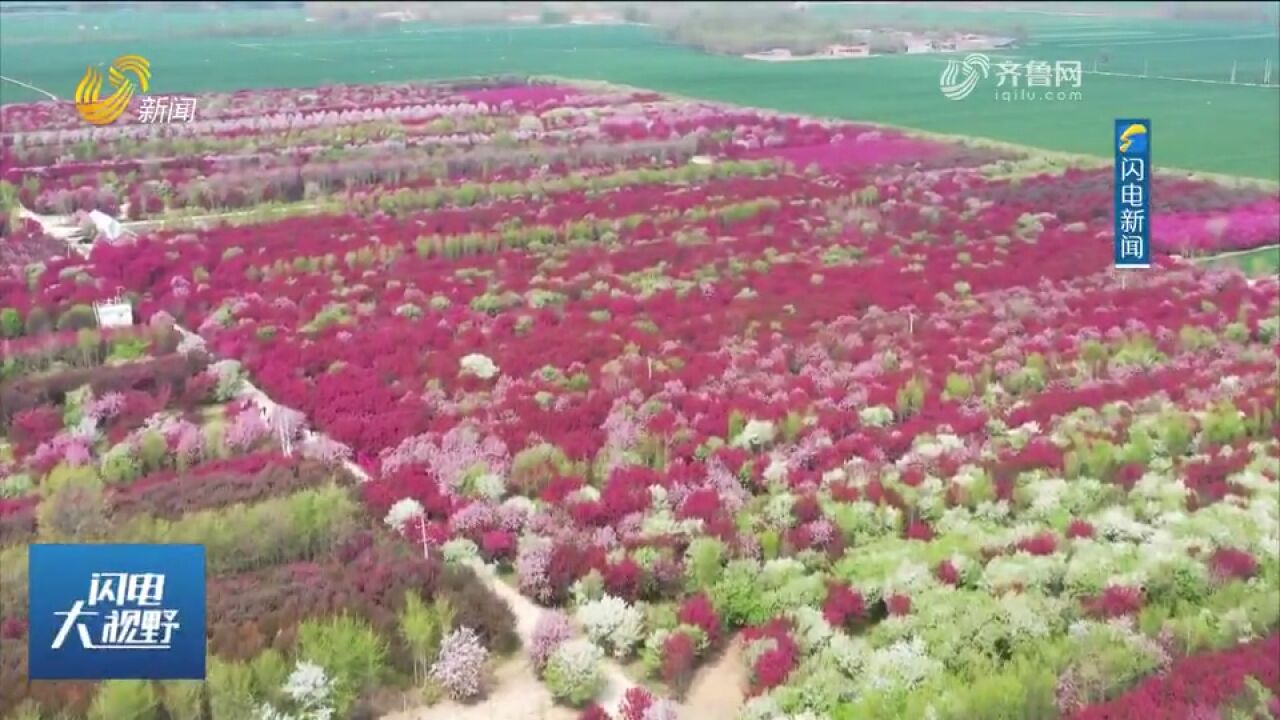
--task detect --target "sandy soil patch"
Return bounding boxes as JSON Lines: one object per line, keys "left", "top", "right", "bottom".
{"left": 683, "top": 637, "right": 749, "bottom": 719}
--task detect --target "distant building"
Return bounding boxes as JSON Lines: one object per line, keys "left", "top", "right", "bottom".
{"left": 570, "top": 11, "right": 622, "bottom": 25}
{"left": 375, "top": 10, "right": 414, "bottom": 22}
{"left": 825, "top": 44, "right": 870, "bottom": 58}
{"left": 905, "top": 39, "right": 935, "bottom": 54}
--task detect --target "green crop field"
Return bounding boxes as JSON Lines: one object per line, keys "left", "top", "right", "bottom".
{"left": 1199, "top": 245, "right": 1280, "bottom": 276}
{"left": 2, "top": 5, "right": 1277, "bottom": 179}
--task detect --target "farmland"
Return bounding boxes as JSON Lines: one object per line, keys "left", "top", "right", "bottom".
{"left": 2, "top": 75, "right": 1279, "bottom": 719}
{"left": 1, "top": 7, "right": 1278, "bottom": 179}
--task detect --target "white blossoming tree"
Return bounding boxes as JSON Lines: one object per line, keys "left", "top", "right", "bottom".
{"left": 256, "top": 661, "right": 336, "bottom": 720}
{"left": 459, "top": 353, "right": 500, "bottom": 380}
{"left": 267, "top": 404, "right": 308, "bottom": 456}
{"left": 385, "top": 497, "right": 429, "bottom": 560}
{"left": 576, "top": 595, "right": 645, "bottom": 659}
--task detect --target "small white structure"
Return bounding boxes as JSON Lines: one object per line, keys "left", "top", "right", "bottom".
{"left": 826, "top": 44, "right": 870, "bottom": 58}
{"left": 93, "top": 297, "right": 133, "bottom": 328}
{"left": 88, "top": 210, "right": 124, "bottom": 241}
{"left": 743, "top": 48, "right": 795, "bottom": 61}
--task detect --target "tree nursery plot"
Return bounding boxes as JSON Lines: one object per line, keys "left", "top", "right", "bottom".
{"left": 1, "top": 78, "right": 1278, "bottom": 720}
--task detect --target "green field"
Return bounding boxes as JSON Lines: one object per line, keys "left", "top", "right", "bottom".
{"left": 1199, "top": 244, "right": 1280, "bottom": 276}
{"left": 2, "top": 6, "right": 1278, "bottom": 179}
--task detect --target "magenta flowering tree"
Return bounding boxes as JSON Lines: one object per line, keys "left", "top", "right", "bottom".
{"left": 83, "top": 392, "right": 126, "bottom": 423}
{"left": 379, "top": 425, "right": 510, "bottom": 495}
{"left": 225, "top": 406, "right": 269, "bottom": 453}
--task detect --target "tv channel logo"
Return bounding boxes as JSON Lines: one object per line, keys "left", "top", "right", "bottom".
{"left": 28, "top": 544, "right": 206, "bottom": 679}
{"left": 1114, "top": 118, "right": 1152, "bottom": 269}
{"left": 73, "top": 53, "right": 197, "bottom": 126}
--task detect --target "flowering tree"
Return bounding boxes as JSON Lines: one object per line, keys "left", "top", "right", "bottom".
{"left": 430, "top": 627, "right": 490, "bottom": 701}
{"left": 384, "top": 497, "right": 430, "bottom": 560}
{"left": 257, "top": 661, "right": 336, "bottom": 720}
{"left": 544, "top": 639, "right": 604, "bottom": 707}
{"left": 531, "top": 611, "right": 575, "bottom": 674}
{"left": 300, "top": 434, "right": 353, "bottom": 468}
{"left": 267, "top": 404, "right": 308, "bottom": 456}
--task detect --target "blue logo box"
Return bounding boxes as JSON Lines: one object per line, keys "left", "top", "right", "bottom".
{"left": 28, "top": 544, "right": 206, "bottom": 680}
{"left": 1114, "top": 118, "right": 1152, "bottom": 269}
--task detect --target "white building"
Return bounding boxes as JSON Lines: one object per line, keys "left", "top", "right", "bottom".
{"left": 826, "top": 44, "right": 871, "bottom": 58}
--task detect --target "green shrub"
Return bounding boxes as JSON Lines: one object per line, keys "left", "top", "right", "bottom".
{"left": 120, "top": 484, "right": 359, "bottom": 574}
{"left": 23, "top": 306, "right": 51, "bottom": 335}
{"left": 56, "top": 303, "right": 98, "bottom": 332}
{"left": 0, "top": 307, "right": 21, "bottom": 338}
{"left": 438, "top": 565, "right": 520, "bottom": 655}
{"left": 4, "top": 700, "right": 43, "bottom": 720}
{"left": 298, "top": 614, "right": 388, "bottom": 715}
{"left": 399, "top": 592, "right": 453, "bottom": 685}
{"left": 158, "top": 680, "right": 204, "bottom": 720}
{"left": 710, "top": 560, "right": 766, "bottom": 627}
{"left": 76, "top": 328, "right": 103, "bottom": 366}
{"left": 685, "top": 537, "right": 726, "bottom": 590}
{"left": 107, "top": 335, "right": 151, "bottom": 362}
{"left": 509, "top": 443, "right": 572, "bottom": 497}
{"left": 101, "top": 443, "right": 142, "bottom": 485}
{"left": 88, "top": 679, "right": 158, "bottom": 720}
{"left": 36, "top": 469, "right": 108, "bottom": 542}
{"left": 137, "top": 431, "right": 170, "bottom": 473}
{"left": 0, "top": 472, "right": 33, "bottom": 498}
{"left": 250, "top": 648, "right": 290, "bottom": 702}
{"left": 543, "top": 639, "right": 603, "bottom": 707}
{"left": 62, "top": 384, "right": 91, "bottom": 428}
{"left": 208, "top": 658, "right": 257, "bottom": 720}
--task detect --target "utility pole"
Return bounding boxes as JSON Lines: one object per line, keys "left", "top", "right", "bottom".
{"left": 1230, "top": 59, "right": 1238, "bottom": 84}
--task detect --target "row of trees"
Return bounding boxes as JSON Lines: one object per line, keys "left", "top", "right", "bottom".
{"left": 652, "top": 4, "right": 847, "bottom": 56}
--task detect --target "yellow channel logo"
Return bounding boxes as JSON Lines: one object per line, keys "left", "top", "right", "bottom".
{"left": 74, "top": 54, "right": 151, "bottom": 126}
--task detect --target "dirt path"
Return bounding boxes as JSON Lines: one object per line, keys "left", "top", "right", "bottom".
{"left": 379, "top": 655, "right": 577, "bottom": 720}
{"left": 464, "top": 562, "right": 638, "bottom": 715}
{"left": 683, "top": 638, "right": 748, "bottom": 719}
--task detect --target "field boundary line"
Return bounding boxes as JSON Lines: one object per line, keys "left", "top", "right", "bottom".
{"left": 1057, "top": 32, "right": 1280, "bottom": 47}
{"left": 230, "top": 40, "right": 336, "bottom": 63}
{"left": 0, "top": 75, "right": 59, "bottom": 101}
{"left": 1183, "top": 243, "right": 1280, "bottom": 263}
{"left": 914, "top": 54, "right": 1280, "bottom": 88}
{"left": 1084, "top": 69, "right": 1280, "bottom": 87}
